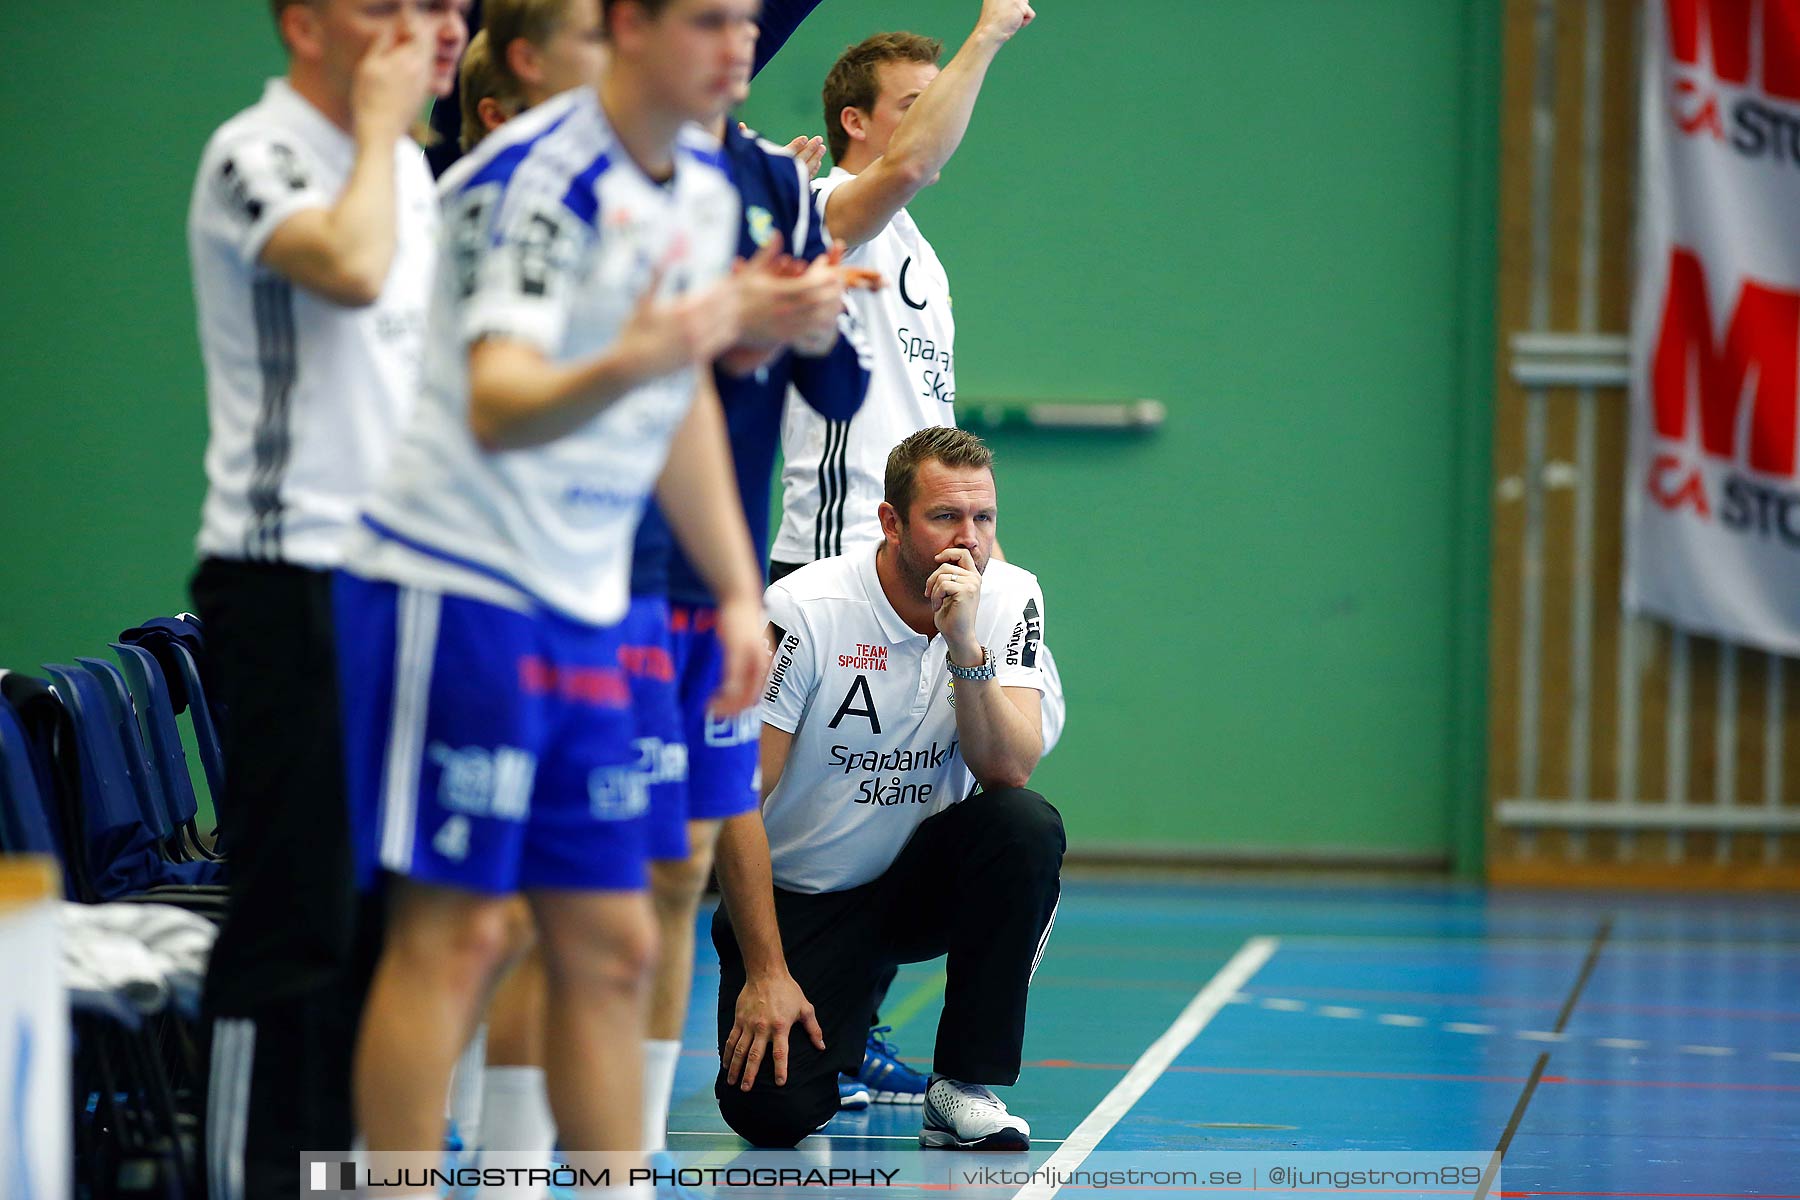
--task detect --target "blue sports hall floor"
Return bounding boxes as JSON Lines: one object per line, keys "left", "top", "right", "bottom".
{"left": 662, "top": 874, "right": 1800, "bottom": 1199}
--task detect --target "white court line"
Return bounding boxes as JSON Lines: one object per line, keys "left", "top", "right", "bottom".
{"left": 1011, "top": 936, "right": 1279, "bottom": 1200}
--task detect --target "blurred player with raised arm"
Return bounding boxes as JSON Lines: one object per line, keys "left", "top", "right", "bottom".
{"left": 186, "top": 2, "right": 465, "bottom": 1196}
{"left": 771, "top": 0, "right": 1035, "bottom": 575}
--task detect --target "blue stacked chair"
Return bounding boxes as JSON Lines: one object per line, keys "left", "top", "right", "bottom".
{"left": 0, "top": 692, "right": 199, "bottom": 1198}
{"left": 0, "top": 699, "right": 59, "bottom": 859}
{"left": 112, "top": 643, "right": 222, "bottom": 864}
{"left": 41, "top": 663, "right": 168, "bottom": 901}
{"left": 1, "top": 615, "right": 240, "bottom": 1198}
{"left": 166, "top": 640, "right": 224, "bottom": 808}
{"left": 118, "top": 615, "right": 224, "bottom": 813}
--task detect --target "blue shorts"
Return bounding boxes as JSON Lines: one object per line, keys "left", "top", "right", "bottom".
{"left": 620, "top": 596, "right": 689, "bottom": 862}
{"left": 334, "top": 573, "right": 649, "bottom": 894}
{"left": 669, "top": 602, "right": 760, "bottom": 822}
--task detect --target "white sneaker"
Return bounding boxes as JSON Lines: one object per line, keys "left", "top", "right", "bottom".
{"left": 919, "top": 1076, "right": 1031, "bottom": 1151}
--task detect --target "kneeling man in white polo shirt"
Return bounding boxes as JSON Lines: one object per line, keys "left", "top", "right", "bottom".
{"left": 711, "top": 425, "right": 1063, "bottom": 1150}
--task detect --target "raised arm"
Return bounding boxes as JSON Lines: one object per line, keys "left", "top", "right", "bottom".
{"left": 261, "top": 26, "right": 434, "bottom": 305}
{"left": 822, "top": 0, "right": 1035, "bottom": 249}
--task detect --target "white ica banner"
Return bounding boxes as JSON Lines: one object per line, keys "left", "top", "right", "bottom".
{"left": 1626, "top": 0, "right": 1800, "bottom": 655}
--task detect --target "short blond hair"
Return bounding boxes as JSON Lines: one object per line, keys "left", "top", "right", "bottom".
{"left": 458, "top": 30, "right": 521, "bottom": 150}
{"left": 884, "top": 427, "right": 995, "bottom": 519}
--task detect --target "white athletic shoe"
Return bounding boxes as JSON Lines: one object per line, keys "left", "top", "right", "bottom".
{"left": 919, "top": 1076, "right": 1031, "bottom": 1151}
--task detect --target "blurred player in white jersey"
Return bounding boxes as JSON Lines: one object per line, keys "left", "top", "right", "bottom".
{"left": 186, "top": 3, "right": 465, "bottom": 1196}
{"left": 334, "top": 0, "right": 768, "bottom": 1193}
{"left": 434, "top": 2, "right": 860, "bottom": 1190}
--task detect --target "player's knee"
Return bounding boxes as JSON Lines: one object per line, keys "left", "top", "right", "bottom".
{"left": 496, "top": 896, "right": 538, "bottom": 970}
{"left": 538, "top": 901, "right": 658, "bottom": 997}
{"left": 716, "top": 1080, "right": 833, "bottom": 1149}
{"left": 388, "top": 901, "right": 515, "bottom": 995}
{"left": 650, "top": 849, "right": 714, "bottom": 917}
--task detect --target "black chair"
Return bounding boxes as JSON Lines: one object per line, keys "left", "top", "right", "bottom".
{"left": 69, "top": 986, "right": 198, "bottom": 1199}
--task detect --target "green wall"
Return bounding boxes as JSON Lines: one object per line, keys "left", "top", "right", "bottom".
{"left": 0, "top": 2, "right": 1497, "bottom": 867}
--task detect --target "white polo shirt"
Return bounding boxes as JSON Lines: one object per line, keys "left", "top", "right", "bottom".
{"left": 760, "top": 547, "right": 1046, "bottom": 894}
{"left": 189, "top": 77, "right": 438, "bottom": 568}
{"left": 345, "top": 89, "right": 739, "bottom": 626}
{"left": 771, "top": 168, "right": 957, "bottom": 563}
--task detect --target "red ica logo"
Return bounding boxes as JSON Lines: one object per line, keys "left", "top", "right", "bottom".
{"left": 1671, "top": 76, "right": 1726, "bottom": 138}
{"left": 1648, "top": 454, "right": 1713, "bottom": 515}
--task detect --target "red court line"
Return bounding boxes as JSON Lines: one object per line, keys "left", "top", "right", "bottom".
{"left": 1023, "top": 1059, "right": 1800, "bottom": 1093}
{"left": 1237, "top": 986, "right": 1800, "bottom": 1023}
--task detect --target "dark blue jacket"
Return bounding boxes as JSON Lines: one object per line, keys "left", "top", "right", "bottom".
{"left": 633, "top": 117, "right": 870, "bottom": 603}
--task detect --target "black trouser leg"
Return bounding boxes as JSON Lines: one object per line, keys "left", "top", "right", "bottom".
{"left": 713, "top": 789, "right": 1063, "bottom": 1144}
{"left": 868, "top": 963, "right": 899, "bottom": 1028}
{"left": 192, "top": 559, "right": 370, "bottom": 1199}
{"left": 712, "top": 886, "right": 886, "bottom": 1147}
{"left": 877, "top": 788, "right": 1065, "bottom": 1085}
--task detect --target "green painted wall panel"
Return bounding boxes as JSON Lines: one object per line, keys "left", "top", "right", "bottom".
{"left": 0, "top": 2, "right": 1497, "bottom": 859}
{"left": 741, "top": 0, "right": 1495, "bottom": 855}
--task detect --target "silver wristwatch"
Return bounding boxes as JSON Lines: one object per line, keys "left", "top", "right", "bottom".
{"left": 946, "top": 646, "right": 997, "bottom": 682}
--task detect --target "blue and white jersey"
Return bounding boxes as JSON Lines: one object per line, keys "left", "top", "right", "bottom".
{"left": 347, "top": 89, "right": 740, "bottom": 627}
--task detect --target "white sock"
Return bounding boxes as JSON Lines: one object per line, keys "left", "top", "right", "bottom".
{"left": 476, "top": 1066, "right": 555, "bottom": 1200}
{"left": 449, "top": 1024, "right": 488, "bottom": 1153}
{"left": 641, "top": 1039, "right": 681, "bottom": 1153}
